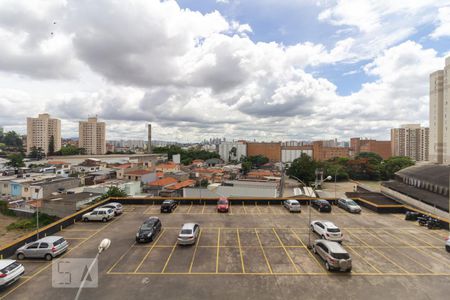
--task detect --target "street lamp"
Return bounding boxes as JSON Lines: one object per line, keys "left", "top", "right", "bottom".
{"left": 74, "top": 239, "right": 111, "bottom": 300}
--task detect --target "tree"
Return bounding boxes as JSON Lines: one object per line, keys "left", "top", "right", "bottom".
{"left": 29, "top": 146, "right": 44, "bottom": 160}
{"left": 346, "top": 157, "right": 381, "bottom": 180}
{"left": 7, "top": 153, "right": 25, "bottom": 168}
{"left": 2, "top": 131, "right": 23, "bottom": 148}
{"left": 241, "top": 161, "right": 252, "bottom": 175}
{"left": 101, "top": 186, "right": 127, "bottom": 199}
{"left": 381, "top": 156, "right": 415, "bottom": 180}
{"left": 200, "top": 179, "right": 209, "bottom": 187}
{"left": 287, "top": 153, "right": 318, "bottom": 183}
{"left": 356, "top": 152, "right": 383, "bottom": 165}
{"left": 152, "top": 145, "right": 220, "bottom": 165}
{"left": 323, "top": 163, "right": 349, "bottom": 181}
{"left": 48, "top": 135, "right": 55, "bottom": 155}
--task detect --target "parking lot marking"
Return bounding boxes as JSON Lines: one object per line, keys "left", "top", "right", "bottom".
{"left": 187, "top": 202, "right": 193, "bottom": 214}
{"left": 272, "top": 228, "right": 301, "bottom": 273}
{"left": 189, "top": 229, "right": 203, "bottom": 273}
{"left": 255, "top": 229, "right": 273, "bottom": 274}
{"left": 134, "top": 229, "right": 166, "bottom": 273}
{"left": 345, "top": 230, "right": 410, "bottom": 274}
{"left": 405, "top": 228, "right": 446, "bottom": 244}
{"left": 201, "top": 202, "right": 206, "bottom": 214}
{"left": 107, "top": 242, "right": 136, "bottom": 274}
{"left": 162, "top": 241, "right": 178, "bottom": 273}
{"left": 216, "top": 228, "right": 221, "bottom": 273}
{"left": 380, "top": 229, "right": 450, "bottom": 268}
{"left": 290, "top": 229, "right": 326, "bottom": 273}
{"left": 1, "top": 216, "right": 122, "bottom": 300}
{"left": 367, "top": 231, "right": 434, "bottom": 274}
{"left": 229, "top": 202, "right": 233, "bottom": 215}
{"left": 255, "top": 203, "right": 262, "bottom": 214}
{"left": 243, "top": 202, "right": 247, "bottom": 214}
{"left": 236, "top": 229, "right": 246, "bottom": 273}
{"left": 143, "top": 204, "right": 154, "bottom": 214}
{"left": 346, "top": 245, "right": 381, "bottom": 273}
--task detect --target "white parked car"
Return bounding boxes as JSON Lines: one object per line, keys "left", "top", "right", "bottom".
{"left": 100, "top": 202, "right": 123, "bottom": 216}
{"left": 82, "top": 207, "right": 114, "bottom": 222}
{"left": 283, "top": 200, "right": 301, "bottom": 212}
{"left": 446, "top": 236, "right": 450, "bottom": 252}
{"left": 311, "top": 220, "right": 343, "bottom": 243}
{"left": 177, "top": 223, "right": 200, "bottom": 245}
{"left": 0, "top": 260, "right": 24, "bottom": 288}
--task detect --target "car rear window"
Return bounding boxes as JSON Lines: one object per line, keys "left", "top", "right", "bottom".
{"left": 218, "top": 200, "right": 227, "bottom": 204}
{"left": 291, "top": 202, "right": 300, "bottom": 205}
{"left": 327, "top": 228, "right": 340, "bottom": 233}
{"left": 53, "top": 238, "right": 65, "bottom": 246}
{"left": 331, "top": 252, "right": 350, "bottom": 260}
{"left": 1, "top": 262, "right": 20, "bottom": 273}
{"left": 181, "top": 229, "right": 192, "bottom": 234}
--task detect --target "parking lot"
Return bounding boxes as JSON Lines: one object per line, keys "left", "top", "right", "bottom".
{"left": 1, "top": 202, "right": 450, "bottom": 300}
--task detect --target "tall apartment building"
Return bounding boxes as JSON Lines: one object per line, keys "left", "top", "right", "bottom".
{"left": 219, "top": 141, "right": 247, "bottom": 163}
{"left": 391, "top": 124, "right": 429, "bottom": 161}
{"left": 350, "top": 138, "right": 392, "bottom": 159}
{"left": 79, "top": 117, "right": 106, "bottom": 155}
{"left": 430, "top": 57, "right": 450, "bottom": 164}
{"left": 26, "top": 113, "right": 61, "bottom": 154}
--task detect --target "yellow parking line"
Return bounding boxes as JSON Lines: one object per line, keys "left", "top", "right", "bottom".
{"left": 255, "top": 202, "right": 262, "bottom": 214}
{"left": 161, "top": 241, "right": 178, "bottom": 273}
{"left": 134, "top": 229, "right": 166, "bottom": 273}
{"left": 346, "top": 245, "right": 381, "bottom": 273}
{"left": 229, "top": 202, "right": 233, "bottom": 215}
{"left": 107, "top": 271, "right": 450, "bottom": 276}
{"left": 396, "top": 229, "right": 435, "bottom": 247}
{"left": 345, "top": 230, "right": 410, "bottom": 274}
{"left": 412, "top": 229, "right": 448, "bottom": 243}
{"left": 143, "top": 204, "right": 154, "bottom": 214}
{"left": 201, "top": 202, "right": 206, "bottom": 214}
{"left": 380, "top": 229, "right": 450, "bottom": 268}
{"left": 216, "top": 228, "right": 221, "bottom": 273}
{"left": 254, "top": 229, "right": 272, "bottom": 274}
{"left": 1, "top": 216, "right": 122, "bottom": 300}
{"left": 290, "top": 229, "right": 326, "bottom": 273}
{"left": 188, "top": 229, "right": 203, "bottom": 273}
{"left": 236, "top": 228, "right": 245, "bottom": 273}
{"left": 242, "top": 202, "right": 247, "bottom": 214}
{"left": 366, "top": 231, "right": 434, "bottom": 274}
{"left": 187, "top": 202, "right": 193, "bottom": 214}
{"left": 272, "top": 228, "right": 301, "bottom": 273}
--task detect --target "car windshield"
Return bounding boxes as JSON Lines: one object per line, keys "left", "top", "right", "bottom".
{"left": 327, "top": 228, "right": 340, "bottom": 233}
{"left": 218, "top": 200, "right": 227, "bottom": 204}
{"left": 53, "top": 238, "right": 65, "bottom": 246}
{"left": 162, "top": 201, "right": 172, "bottom": 205}
{"left": 141, "top": 223, "right": 154, "bottom": 230}
{"left": 331, "top": 252, "right": 350, "bottom": 260}
{"left": 181, "top": 229, "right": 192, "bottom": 235}
{"left": 347, "top": 200, "right": 358, "bottom": 206}
{"left": 1, "top": 262, "right": 19, "bottom": 273}
{"left": 290, "top": 202, "right": 300, "bottom": 205}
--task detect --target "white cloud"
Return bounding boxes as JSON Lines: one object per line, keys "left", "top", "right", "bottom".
{"left": 430, "top": 6, "right": 450, "bottom": 39}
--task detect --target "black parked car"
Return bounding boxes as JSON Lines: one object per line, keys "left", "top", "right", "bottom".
{"left": 311, "top": 199, "right": 332, "bottom": 212}
{"left": 136, "top": 217, "right": 162, "bottom": 243}
{"left": 160, "top": 200, "right": 178, "bottom": 213}
{"left": 405, "top": 211, "right": 421, "bottom": 221}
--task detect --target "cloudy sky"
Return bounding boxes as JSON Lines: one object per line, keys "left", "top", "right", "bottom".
{"left": 1, "top": 0, "right": 450, "bottom": 142}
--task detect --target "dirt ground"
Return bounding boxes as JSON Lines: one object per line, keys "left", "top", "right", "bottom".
{"left": 0, "top": 214, "right": 29, "bottom": 246}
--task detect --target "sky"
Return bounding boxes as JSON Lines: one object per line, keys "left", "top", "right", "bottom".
{"left": 1, "top": 0, "right": 450, "bottom": 142}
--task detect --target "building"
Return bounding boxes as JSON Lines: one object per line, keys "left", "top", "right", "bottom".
{"left": 429, "top": 57, "right": 450, "bottom": 164}
{"left": 218, "top": 141, "right": 247, "bottom": 163}
{"left": 79, "top": 117, "right": 106, "bottom": 155}
{"left": 147, "top": 123, "right": 152, "bottom": 153}
{"left": 246, "top": 142, "right": 281, "bottom": 162}
{"left": 350, "top": 138, "right": 392, "bottom": 159}
{"left": 281, "top": 145, "right": 313, "bottom": 163}
{"left": 391, "top": 124, "right": 429, "bottom": 161}
{"left": 312, "top": 141, "right": 350, "bottom": 161}
{"left": 26, "top": 113, "right": 61, "bottom": 154}
{"left": 123, "top": 169, "right": 156, "bottom": 184}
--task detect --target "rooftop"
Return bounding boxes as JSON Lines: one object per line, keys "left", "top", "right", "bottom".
{"left": 125, "top": 169, "right": 154, "bottom": 176}
{"left": 166, "top": 179, "right": 196, "bottom": 190}
{"left": 148, "top": 177, "right": 178, "bottom": 187}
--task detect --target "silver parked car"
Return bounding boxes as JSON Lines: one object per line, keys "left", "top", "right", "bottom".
{"left": 16, "top": 236, "right": 69, "bottom": 261}
{"left": 100, "top": 202, "right": 123, "bottom": 216}
{"left": 283, "top": 200, "right": 301, "bottom": 212}
{"left": 177, "top": 223, "right": 200, "bottom": 245}
{"left": 337, "top": 198, "right": 361, "bottom": 213}
{"left": 313, "top": 239, "right": 352, "bottom": 272}
{"left": 0, "top": 260, "right": 25, "bottom": 288}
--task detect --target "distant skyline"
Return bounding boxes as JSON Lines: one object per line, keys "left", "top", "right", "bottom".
{"left": 1, "top": 0, "right": 450, "bottom": 142}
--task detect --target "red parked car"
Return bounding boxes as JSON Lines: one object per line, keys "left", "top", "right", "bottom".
{"left": 217, "top": 197, "right": 229, "bottom": 213}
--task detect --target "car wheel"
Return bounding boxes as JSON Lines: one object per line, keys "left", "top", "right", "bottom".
{"left": 83, "top": 218, "right": 89, "bottom": 222}
{"left": 102, "top": 218, "right": 107, "bottom": 222}
{"left": 346, "top": 267, "right": 352, "bottom": 273}
{"left": 446, "top": 246, "right": 450, "bottom": 252}
{"left": 17, "top": 253, "right": 25, "bottom": 260}
{"left": 45, "top": 254, "right": 53, "bottom": 261}
{"left": 312, "top": 246, "right": 317, "bottom": 254}
{"left": 325, "top": 262, "right": 331, "bottom": 271}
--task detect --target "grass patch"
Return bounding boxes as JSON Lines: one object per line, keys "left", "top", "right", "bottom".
{"left": 7, "top": 213, "right": 58, "bottom": 231}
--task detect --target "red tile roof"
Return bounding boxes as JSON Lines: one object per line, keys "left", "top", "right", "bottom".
{"left": 148, "top": 177, "right": 178, "bottom": 187}
{"left": 166, "top": 179, "right": 196, "bottom": 190}
{"left": 125, "top": 169, "right": 154, "bottom": 176}
{"left": 113, "top": 163, "right": 133, "bottom": 169}
{"left": 48, "top": 161, "right": 68, "bottom": 165}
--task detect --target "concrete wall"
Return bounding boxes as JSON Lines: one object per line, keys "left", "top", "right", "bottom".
{"left": 246, "top": 142, "right": 281, "bottom": 162}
